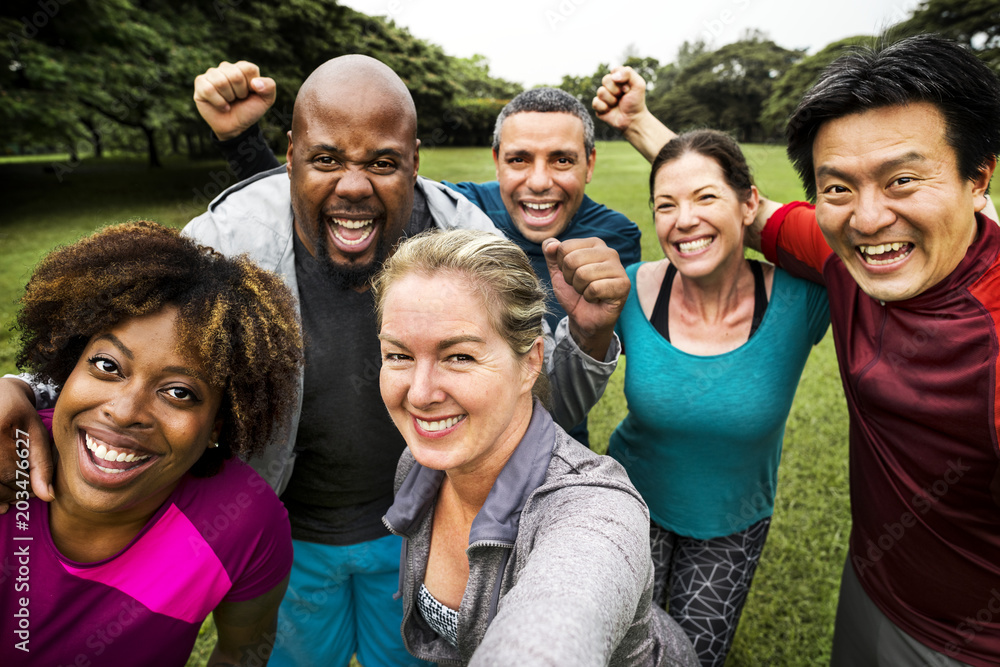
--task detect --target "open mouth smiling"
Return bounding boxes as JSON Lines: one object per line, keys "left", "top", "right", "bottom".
{"left": 520, "top": 201, "right": 561, "bottom": 226}
{"left": 325, "top": 214, "right": 382, "bottom": 253}
{"left": 676, "top": 236, "right": 714, "bottom": 254}
{"left": 83, "top": 430, "right": 154, "bottom": 475}
{"left": 858, "top": 242, "right": 914, "bottom": 266}
{"left": 413, "top": 414, "right": 466, "bottom": 437}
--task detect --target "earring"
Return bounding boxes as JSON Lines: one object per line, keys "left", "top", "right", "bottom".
{"left": 209, "top": 442, "right": 219, "bottom": 449}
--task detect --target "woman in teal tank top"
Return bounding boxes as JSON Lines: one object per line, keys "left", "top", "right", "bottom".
{"left": 607, "top": 130, "right": 829, "bottom": 667}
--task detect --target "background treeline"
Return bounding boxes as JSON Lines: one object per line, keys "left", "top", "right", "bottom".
{"left": 3, "top": 0, "right": 998, "bottom": 165}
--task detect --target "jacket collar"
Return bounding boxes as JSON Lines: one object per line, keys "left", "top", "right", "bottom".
{"left": 384, "top": 400, "right": 556, "bottom": 546}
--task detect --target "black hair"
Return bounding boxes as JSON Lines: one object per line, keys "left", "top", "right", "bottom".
{"left": 787, "top": 34, "right": 1000, "bottom": 201}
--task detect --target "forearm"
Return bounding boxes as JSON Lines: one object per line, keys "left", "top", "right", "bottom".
{"left": 214, "top": 124, "right": 281, "bottom": 181}
{"left": 545, "top": 318, "right": 618, "bottom": 432}
{"left": 623, "top": 109, "right": 677, "bottom": 163}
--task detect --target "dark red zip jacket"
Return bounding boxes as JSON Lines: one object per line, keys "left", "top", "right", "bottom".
{"left": 763, "top": 203, "right": 1000, "bottom": 666}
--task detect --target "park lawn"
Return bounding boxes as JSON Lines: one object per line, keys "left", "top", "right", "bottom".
{"left": 0, "top": 142, "right": 849, "bottom": 666}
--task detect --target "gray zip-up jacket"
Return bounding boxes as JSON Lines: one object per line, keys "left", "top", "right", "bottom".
{"left": 383, "top": 403, "right": 698, "bottom": 667}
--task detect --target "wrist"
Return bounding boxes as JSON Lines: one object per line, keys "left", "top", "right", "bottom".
{"left": 568, "top": 320, "right": 614, "bottom": 361}
{"left": 0, "top": 377, "right": 36, "bottom": 408}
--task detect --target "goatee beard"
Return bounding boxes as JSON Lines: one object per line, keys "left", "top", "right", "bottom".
{"left": 316, "top": 216, "right": 392, "bottom": 290}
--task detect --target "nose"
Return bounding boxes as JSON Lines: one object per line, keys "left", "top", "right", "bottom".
{"left": 525, "top": 160, "right": 552, "bottom": 193}
{"left": 334, "top": 168, "right": 374, "bottom": 202}
{"left": 850, "top": 187, "right": 895, "bottom": 237}
{"left": 407, "top": 360, "right": 446, "bottom": 409}
{"left": 103, "top": 389, "right": 150, "bottom": 429}
{"left": 674, "top": 201, "right": 698, "bottom": 230}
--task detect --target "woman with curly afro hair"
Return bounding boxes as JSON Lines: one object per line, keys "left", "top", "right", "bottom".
{"left": 1, "top": 220, "right": 303, "bottom": 666}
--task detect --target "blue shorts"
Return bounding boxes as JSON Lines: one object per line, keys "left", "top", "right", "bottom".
{"left": 269, "top": 534, "right": 431, "bottom": 667}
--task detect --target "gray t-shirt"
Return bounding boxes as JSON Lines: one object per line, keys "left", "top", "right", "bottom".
{"left": 281, "top": 189, "right": 433, "bottom": 545}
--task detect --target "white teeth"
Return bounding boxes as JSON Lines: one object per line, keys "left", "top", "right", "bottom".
{"left": 416, "top": 416, "right": 464, "bottom": 432}
{"left": 332, "top": 218, "right": 373, "bottom": 229}
{"left": 85, "top": 432, "right": 151, "bottom": 467}
{"left": 332, "top": 225, "right": 374, "bottom": 246}
{"left": 859, "top": 242, "right": 910, "bottom": 265}
{"left": 524, "top": 202, "right": 555, "bottom": 210}
{"left": 678, "top": 237, "right": 713, "bottom": 253}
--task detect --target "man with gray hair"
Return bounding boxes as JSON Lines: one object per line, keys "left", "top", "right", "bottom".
{"left": 205, "top": 76, "right": 642, "bottom": 446}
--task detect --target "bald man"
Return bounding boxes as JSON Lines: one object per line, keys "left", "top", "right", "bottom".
{"left": 2, "top": 55, "right": 630, "bottom": 666}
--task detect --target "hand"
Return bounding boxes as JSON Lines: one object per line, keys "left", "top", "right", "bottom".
{"left": 193, "top": 60, "right": 277, "bottom": 141}
{"left": 543, "top": 237, "right": 630, "bottom": 360}
{"left": 593, "top": 66, "right": 648, "bottom": 134}
{"left": 0, "top": 377, "right": 54, "bottom": 512}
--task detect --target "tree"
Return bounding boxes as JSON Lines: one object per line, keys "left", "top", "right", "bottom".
{"left": 759, "top": 35, "right": 871, "bottom": 137}
{"left": 894, "top": 0, "right": 1000, "bottom": 72}
{"left": 3, "top": 0, "right": 223, "bottom": 166}
{"left": 649, "top": 32, "right": 803, "bottom": 142}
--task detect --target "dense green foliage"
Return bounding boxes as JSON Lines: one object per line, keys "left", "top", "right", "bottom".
{"left": 1, "top": 0, "right": 523, "bottom": 165}
{"left": 1, "top": 143, "right": 849, "bottom": 666}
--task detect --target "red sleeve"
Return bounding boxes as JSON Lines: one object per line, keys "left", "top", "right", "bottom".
{"left": 761, "top": 201, "right": 834, "bottom": 286}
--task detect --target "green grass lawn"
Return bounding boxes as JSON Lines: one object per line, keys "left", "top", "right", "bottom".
{"left": 0, "top": 142, "right": 850, "bottom": 666}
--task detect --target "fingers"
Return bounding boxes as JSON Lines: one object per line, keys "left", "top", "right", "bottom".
{"left": 0, "top": 378, "right": 55, "bottom": 502}
{"left": 193, "top": 60, "right": 262, "bottom": 111}
{"left": 251, "top": 76, "right": 277, "bottom": 107}
{"left": 548, "top": 238, "right": 629, "bottom": 302}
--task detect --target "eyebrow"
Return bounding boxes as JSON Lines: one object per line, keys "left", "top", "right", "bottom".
{"left": 816, "top": 151, "right": 928, "bottom": 181}
{"left": 92, "top": 334, "right": 209, "bottom": 384}
{"left": 654, "top": 184, "right": 718, "bottom": 200}
{"left": 504, "top": 148, "right": 580, "bottom": 160}
{"left": 377, "top": 334, "right": 486, "bottom": 351}
{"left": 163, "top": 365, "right": 210, "bottom": 384}
{"left": 308, "top": 144, "right": 404, "bottom": 160}
{"left": 93, "top": 333, "right": 133, "bottom": 361}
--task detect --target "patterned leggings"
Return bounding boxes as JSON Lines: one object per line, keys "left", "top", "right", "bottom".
{"left": 649, "top": 517, "right": 772, "bottom": 667}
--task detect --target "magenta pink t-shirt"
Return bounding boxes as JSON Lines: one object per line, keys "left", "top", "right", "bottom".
{"left": 1, "top": 410, "right": 292, "bottom": 665}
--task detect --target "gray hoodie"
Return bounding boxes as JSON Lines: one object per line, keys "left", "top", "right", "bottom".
{"left": 383, "top": 403, "right": 698, "bottom": 666}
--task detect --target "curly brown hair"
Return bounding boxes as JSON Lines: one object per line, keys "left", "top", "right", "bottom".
{"left": 15, "top": 221, "right": 303, "bottom": 476}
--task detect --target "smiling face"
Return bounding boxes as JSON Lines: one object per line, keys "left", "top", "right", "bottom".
{"left": 493, "top": 112, "right": 595, "bottom": 243}
{"left": 812, "top": 102, "right": 993, "bottom": 302}
{"left": 286, "top": 86, "right": 419, "bottom": 288}
{"left": 378, "top": 271, "right": 541, "bottom": 477}
{"left": 652, "top": 151, "right": 757, "bottom": 281}
{"left": 52, "top": 307, "right": 223, "bottom": 520}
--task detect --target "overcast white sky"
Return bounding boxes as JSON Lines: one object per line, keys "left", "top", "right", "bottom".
{"left": 339, "top": 0, "right": 924, "bottom": 87}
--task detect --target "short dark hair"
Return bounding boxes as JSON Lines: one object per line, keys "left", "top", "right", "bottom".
{"left": 16, "top": 221, "right": 303, "bottom": 476}
{"left": 492, "top": 87, "right": 595, "bottom": 155}
{"left": 650, "top": 129, "right": 754, "bottom": 203}
{"left": 787, "top": 34, "right": 1000, "bottom": 201}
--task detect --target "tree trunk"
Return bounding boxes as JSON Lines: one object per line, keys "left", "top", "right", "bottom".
{"left": 81, "top": 117, "right": 103, "bottom": 158}
{"left": 143, "top": 125, "right": 162, "bottom": 168}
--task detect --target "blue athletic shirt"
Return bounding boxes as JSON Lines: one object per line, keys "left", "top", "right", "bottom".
{"left": 443, "top": 181, "right": 642, "bottom": 329}
{"left": 608, "top": 262, "right": 830, "bottom": 538}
